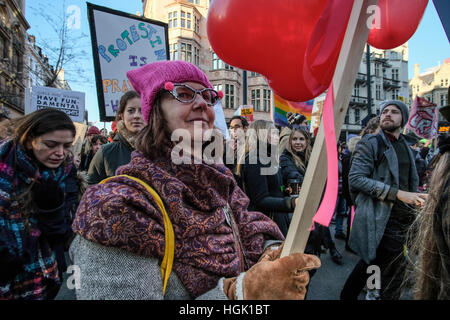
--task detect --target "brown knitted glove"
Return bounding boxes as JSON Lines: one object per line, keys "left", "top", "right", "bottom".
{"left": 223, "top": 253, "right": 320, "bottom": 300}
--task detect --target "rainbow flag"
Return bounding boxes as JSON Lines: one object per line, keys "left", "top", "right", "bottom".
{"left": 273, "top": 93, "right": 314, "bottom": 127}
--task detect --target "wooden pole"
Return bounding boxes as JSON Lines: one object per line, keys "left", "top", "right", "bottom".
{"left": 281, "top": 0, "right": 379, "bottom": 257}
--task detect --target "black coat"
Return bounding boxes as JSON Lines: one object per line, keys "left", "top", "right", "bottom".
{"left": 87, "top": 132, "right": 134, "bottom": 185}
{"left": 240, "top": 153, "right": 296, "bottom": 236}
{"left": 279, "top": 149, "right": 306, "bottom": 187}
{"left": 341, "top": 153, "right": 352, "bottom": 205}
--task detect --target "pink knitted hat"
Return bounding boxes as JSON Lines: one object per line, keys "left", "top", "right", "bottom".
{"left": 126, "top": 60, "right": 213, "bottom": 124}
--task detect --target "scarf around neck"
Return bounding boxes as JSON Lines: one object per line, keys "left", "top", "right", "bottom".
{"left": 116, "top": 120, "right": 137, "bottom": 149}
{"left": 72, "top": 149, "right": 283, "bottom": 297}
{"left": 0, "top": 139, "right": 73, "bottom": 294}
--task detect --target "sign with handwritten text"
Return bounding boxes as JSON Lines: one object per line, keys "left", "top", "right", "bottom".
{"left": 407, "top": 96, "right": 439, "bottom": 139}
{"left": 240, "top": 105, "right": 254, "bottom": 122}
{"left": 88, "top": 3, "right": 169, "bottom": 121}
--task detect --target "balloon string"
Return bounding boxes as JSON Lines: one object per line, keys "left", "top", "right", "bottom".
{"left": 312, "top": 82, "right": 338, "bottom": 227}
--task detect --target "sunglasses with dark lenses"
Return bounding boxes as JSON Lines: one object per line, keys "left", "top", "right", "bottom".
{"left": 164, "top": 83, "right": 221, "bottom": 106}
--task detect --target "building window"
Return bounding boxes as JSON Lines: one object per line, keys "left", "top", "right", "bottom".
{"left": 212, "top": 52, "right": 232, "bottom": 70}
{"left": 251, "top": 89, "right": 261, "bottom": 111}
{"left": 345, "top": 109, "right": 350, "bottom": 124}
{"left": 194, "top": 47, "right": 199, "bottom": 66}
{"left": 170, "top": 43, "right": 178, "bottom": 60}
{"left": 391, "top": 89, "right": 399, "bottom": 100}
{"left": 180, "top": 11, "right": 191, "bottom": 29}
{"left": 441, "top": 79, "right": 444, "bottom": 87}
{"left": 374, "top": 63, "right": 380, "bottom": 77}
{"left": 392, "top": 69, "right": 399, "bottom": 81}
{"left": 195, "top": 16, "right": 200, "bottom": 34}
{"left": 213, "top": 84, "right": 222, "bottom": 93}
{"left": 250, "top": 71, "right": 261, "bottom": 77}
{"left": 181, "top": 43, "right": 192, "bottom": 62}
{"left": 353, "top": 83, "right": 360, "bottom": 97}
{"left": 187, "top": 13, "right": 191, "bottom": 29}
{"left": 180, "top": 11, "right": 186, "bottom": 28}
{"left": 376, "top": 84, "right": 381, "bottom": 100}
{"left": 168, "top": 11, "right": 178, "bottom": 28}
{"left": 188, "top": 0, "right": 200, "bottom": 3}
{"left": 441, "top": 94, "right": 447, "bottom": 106}
{"left": 225, "top": 84, "right": 235, "bottom": 109}
{"left": 212, "top": 52, "right": 221, "bottom": 69}
{"left": 355, "top": 109, "right": 360, "bottom": 124}
{"left": 263, "top": 89, "right": 271, "bottom": 112}
{"left": 446, "top": 79, "right": 449, "bottom": 87}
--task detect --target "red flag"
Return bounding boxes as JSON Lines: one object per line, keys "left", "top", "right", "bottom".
{"left": 407, "top": 96, "right": 439, "bottom": 139}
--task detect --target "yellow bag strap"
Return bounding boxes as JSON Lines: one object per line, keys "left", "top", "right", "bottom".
{"left": 99, "top": 174, "right": 174, "bottom": 296}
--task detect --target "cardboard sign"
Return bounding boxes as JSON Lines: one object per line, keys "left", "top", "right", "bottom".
{"left": 240, "top": 105, "right": 254, "bottom": 122}
{"left": 25, "top": 86, "right": 85, "bottom": 123}
{"left": 213, "top": 100, "right": 230, "bottom": 140}
{"left": 88, "top": 3, "right": 169, "bottom": 121}
{"left": 72, "top": 122, "right": 88, "bottom": 156}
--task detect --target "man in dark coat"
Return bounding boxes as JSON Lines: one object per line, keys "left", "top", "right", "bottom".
{"left": 341, "top": 100, "right": 427, "bottom": 300}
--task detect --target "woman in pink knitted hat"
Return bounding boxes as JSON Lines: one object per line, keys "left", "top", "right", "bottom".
{"left": 70, "top": 60, "right": 320, "bottom": 300}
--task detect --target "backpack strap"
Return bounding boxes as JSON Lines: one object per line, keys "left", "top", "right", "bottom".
{"left": 374, "top": 133, "right": 386, "bottom": 169}
{"left": 99, "top": 174, "right": 174, "bottom": 296}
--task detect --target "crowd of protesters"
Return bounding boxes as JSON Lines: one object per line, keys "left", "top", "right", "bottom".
{"left": 0, "top": 60, "right": 448, "bottom": 300}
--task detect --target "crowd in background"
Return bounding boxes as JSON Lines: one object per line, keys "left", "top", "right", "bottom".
{"left": 0, "top": 60, "right": 448, "bottom": 300}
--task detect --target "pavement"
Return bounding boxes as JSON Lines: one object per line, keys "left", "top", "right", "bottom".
{"left": 307, "top": 218, "right": 363, "bottom": 300}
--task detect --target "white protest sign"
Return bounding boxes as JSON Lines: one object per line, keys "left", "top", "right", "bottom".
{"left": 26, "top": 86, "right": 85, "bottom": 123}
{"left": 88, "top": 3, "right": 169, "bottom": 121}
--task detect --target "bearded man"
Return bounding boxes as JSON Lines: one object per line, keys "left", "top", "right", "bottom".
{"left": 341, "top": 100, "right": 428, "bottom": 300}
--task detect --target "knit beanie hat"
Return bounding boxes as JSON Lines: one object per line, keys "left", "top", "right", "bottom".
{"left": 87, "top": 126, "right": 101, "bottom": 135}
{"left": 379, "top": 100, "right": 409, "bottom": 128}
{"left": 126, "top": 60, "right": 213, "bottom": 124}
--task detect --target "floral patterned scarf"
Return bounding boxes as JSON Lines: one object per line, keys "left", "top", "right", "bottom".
{"left": 72, "top": 150, "right": 283, "bottom": 297}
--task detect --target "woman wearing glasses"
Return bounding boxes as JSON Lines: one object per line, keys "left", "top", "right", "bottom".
{"left": 69, "top": 61, "right": 320, "bottom": 300}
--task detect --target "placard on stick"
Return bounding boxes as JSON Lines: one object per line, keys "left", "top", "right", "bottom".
{"left": 87, "top": 3, "right": 169, "bottom": 121}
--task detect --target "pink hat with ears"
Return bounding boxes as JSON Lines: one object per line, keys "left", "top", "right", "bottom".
{"left": 126, "top": 60, "right": 215, "bottom": 124}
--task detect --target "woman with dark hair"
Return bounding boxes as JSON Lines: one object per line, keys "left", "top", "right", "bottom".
{"left": 70, "top": 60, "right": 320, "bottom": 300}
{"left": 0, "top": 108, "right": 77, "bottom": 299}
{"left": 87, "top": 90, "right": 145, "bottom": 184}
{"left": 79, "top": 134, "right": 108, "bottom": 172}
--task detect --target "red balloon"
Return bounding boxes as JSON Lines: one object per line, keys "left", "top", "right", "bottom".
{"left": 368, "top": 0, "right": 428, "bottom": 49}
{"left": 207, "top": 0, "right": 353, "bottom": 102}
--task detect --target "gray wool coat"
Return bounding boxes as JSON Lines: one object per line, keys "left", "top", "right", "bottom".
{"left": 348, "top": 131, "right": 419, "bottom": 264}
